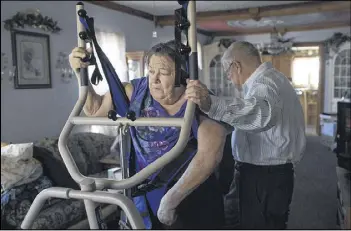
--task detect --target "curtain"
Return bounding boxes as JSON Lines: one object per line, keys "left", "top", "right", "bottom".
{"left": 88, "top": 29, "right": 127, "bottom": 95}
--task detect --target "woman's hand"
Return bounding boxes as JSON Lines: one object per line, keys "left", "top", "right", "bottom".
{"left": 157, "top": 191, "right": 179, "bottom": 226}
{"left": 68, "top": 47, "right": 92, "bottom": 71}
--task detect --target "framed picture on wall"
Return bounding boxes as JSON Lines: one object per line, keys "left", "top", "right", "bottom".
{"left": 11, "top": 30, "right": 52, "bottom": 89}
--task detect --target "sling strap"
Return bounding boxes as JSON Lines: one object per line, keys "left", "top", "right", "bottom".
{"left": 78, "top": 12, "right": 130, "bottom": 117}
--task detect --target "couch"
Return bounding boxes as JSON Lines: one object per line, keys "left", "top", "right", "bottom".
{"left": 1, "top": 132, "right": 120, "bottom": 229}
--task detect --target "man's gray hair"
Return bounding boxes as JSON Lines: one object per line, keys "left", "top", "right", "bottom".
{"left": 221, "top": 41, "right": 261, "bottom": 69}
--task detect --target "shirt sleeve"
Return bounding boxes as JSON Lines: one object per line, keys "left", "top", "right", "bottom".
{"left": 205, "top": 76, "right": 282, "bottom": 133}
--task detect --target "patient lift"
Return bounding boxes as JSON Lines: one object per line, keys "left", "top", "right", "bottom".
{"left": 21, "top": 0, "right": 199, "bottom": 229}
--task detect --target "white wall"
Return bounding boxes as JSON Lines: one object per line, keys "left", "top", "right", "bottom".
{"left": 0, "top": 1, "right": 210, "bottom": 143}
{"left": 214, "top": 27, "right": 351, "bottom": 112}
{"left": 0, "top": 1, "right": 165, "bottom": 143}
{"left": 152, "top": 26, "right": 209, "bottom": 46}
{"left": 151, "top": 26, "right": 209, "bottom": 79}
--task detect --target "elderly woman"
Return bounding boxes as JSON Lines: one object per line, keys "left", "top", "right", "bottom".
{"left": 69, "top": 40, "right": 227, "bottom": 229}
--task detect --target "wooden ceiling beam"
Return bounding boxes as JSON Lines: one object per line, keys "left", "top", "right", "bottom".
{"left": 83, "top": 1, "right": 212, "bottom": 37}
{"left": 211, "top": 21, "right": 350, "bottom": 37}
{"left": 197, "top": 28, "right": 215, "bottom": 37}
{"left": 83, "top": 0, "right": 154, "bottom": 21}
{"left": 157, "top": 1, "right": 351, "bottom": 26}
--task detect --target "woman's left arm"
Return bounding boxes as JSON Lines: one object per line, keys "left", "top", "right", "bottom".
{"left": 157, "top": 115, "right": 227, "bottom": 225}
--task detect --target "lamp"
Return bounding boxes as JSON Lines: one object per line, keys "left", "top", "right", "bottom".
{"left": 258, "top": 28, "right": 294, "bottom": 55}
{"left": 227, "top": 18, "right": 293, "bottom": 55}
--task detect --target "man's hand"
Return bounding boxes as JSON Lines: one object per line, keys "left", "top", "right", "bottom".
{"left": 185, "top": 80, "right": 212, "bottom": 113}
{"left": 157, "top": 191, "right": 179, "bottom": 226}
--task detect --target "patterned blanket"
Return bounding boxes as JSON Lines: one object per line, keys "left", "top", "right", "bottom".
{"left": 1, "top": 132, "right": 118, "bottom": 229}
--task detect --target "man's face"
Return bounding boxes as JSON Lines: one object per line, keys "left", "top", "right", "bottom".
{"left": 225, "top": 61, "right": 242, "bottom": 89}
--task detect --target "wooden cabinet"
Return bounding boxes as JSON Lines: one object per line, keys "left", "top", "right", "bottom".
{"left": 261, "top": 55, "right": 273, "bottom": 63}
{"left": 261, "top": 53, "right": 294, "bottom": 81}
{"left": 306, "top": 90, "right": 318, "bottom": 127}
{"left": 296, "top": 88, "right": 319, "bottom": 128}
{"left": 275, "top": 54, "right": 294, "bottom": 81}
{"left": 125, "top": 51, "right": 147, "bottom": 81}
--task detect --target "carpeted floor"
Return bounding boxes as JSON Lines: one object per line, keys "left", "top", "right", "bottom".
{"left": 287, "top": 135, "right": 338, "bottom": 229}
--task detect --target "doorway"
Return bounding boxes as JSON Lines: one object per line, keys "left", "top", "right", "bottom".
{"left": 291, "top": 46, "right": 321, "bottom": 135}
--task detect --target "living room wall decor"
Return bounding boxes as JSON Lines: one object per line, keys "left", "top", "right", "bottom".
{"left": 3, "top": 9, "right": 61, "bottom": 34}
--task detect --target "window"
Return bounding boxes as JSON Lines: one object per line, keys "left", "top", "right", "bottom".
{"left": 209, "top": 55, "right": 222, "bottom": 95}
{"left": 88, "top": 29, "right": 127, "bottom": 96}
{"left": 292, "top": 57, "right": 320, "bottom": 89}
{"left": 209, "top": 54, "right": 234, "bottom": 97}
{"left": 197, "top": 42, "right": 203, "bottom": 70}
{"left": 333, "top": 49, "right": 351, "bottom": 99}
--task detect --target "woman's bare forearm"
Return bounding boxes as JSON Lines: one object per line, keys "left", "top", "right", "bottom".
{"left": 160, "top": 118, "right": 226, "bottom": 208}
{"left": 168, "top": 148, "right": 223, "bottom": 202}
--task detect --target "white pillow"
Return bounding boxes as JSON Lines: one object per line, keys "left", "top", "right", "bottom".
{"left": 1, "top": 143, "right": 42, "bottom": 191}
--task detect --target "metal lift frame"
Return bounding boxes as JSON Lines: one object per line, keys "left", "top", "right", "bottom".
{"left": 21, "top": 1, "right": 198, "bottom": 229}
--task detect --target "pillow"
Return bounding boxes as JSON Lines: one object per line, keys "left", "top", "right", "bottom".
{"left": 1, "top": 143, "right": 42, "bottom": 191}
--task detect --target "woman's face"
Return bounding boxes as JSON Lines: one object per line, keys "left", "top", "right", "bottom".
{"left": 148, "top": 55, "right": 177, "bottom": 102}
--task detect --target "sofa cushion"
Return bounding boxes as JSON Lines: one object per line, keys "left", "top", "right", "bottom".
{"left": 34, "top": 133, "right": 116, "bottom": 176}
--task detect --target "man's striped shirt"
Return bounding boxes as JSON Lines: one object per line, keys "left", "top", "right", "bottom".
{"left": 206, "top": 62, "right": 306, "bottom": 165}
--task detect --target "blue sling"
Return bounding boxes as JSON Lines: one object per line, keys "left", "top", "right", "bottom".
{"left": 78, "top": 14, "right": 130, "bottom": 116}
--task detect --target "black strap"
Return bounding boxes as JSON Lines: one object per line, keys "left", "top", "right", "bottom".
{"left": 91, "top": 64, "right": 103, "bottom": 85}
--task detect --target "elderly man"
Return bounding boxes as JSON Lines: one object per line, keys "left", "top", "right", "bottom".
{"left": 185, "top": 41, "right": 306, "bottom": 229}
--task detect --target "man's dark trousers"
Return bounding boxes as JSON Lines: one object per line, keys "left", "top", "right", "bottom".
{"left": 225, "top": 162, "right": 294, "bottom": 229}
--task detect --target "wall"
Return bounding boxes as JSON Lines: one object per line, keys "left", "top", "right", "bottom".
{"left": 153, "top": 25, "right": 209, "bottom": 46}
{"left": 0, "top": 1, "right": 163, "bottom": 143}
{"left": 214, "top": 27, "right": 351, "bottom": 112}
{"left": 152, "top": 25, "right": 209, "bottom": 78}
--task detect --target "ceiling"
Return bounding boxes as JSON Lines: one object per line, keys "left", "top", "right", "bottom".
{"left": 114, "top": 1, "right": 303, "bottom": 15}
{"left": 197, "top": 10, "right": 351, "bottom": 34}
{"left": 89, "top": 1, "right": 351, "bottom": 36}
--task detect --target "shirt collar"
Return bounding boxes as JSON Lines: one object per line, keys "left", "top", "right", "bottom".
{"left": 243, "top": 62, "right": 273, "bottom": 93}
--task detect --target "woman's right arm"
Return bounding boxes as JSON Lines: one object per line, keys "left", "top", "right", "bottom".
{"left": 69, "top": 47, "right": 133, "bottom": 117}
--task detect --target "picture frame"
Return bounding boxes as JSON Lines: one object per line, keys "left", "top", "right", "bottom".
{"left": 11, "top": 30, "right": 52, "bottom": 89}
